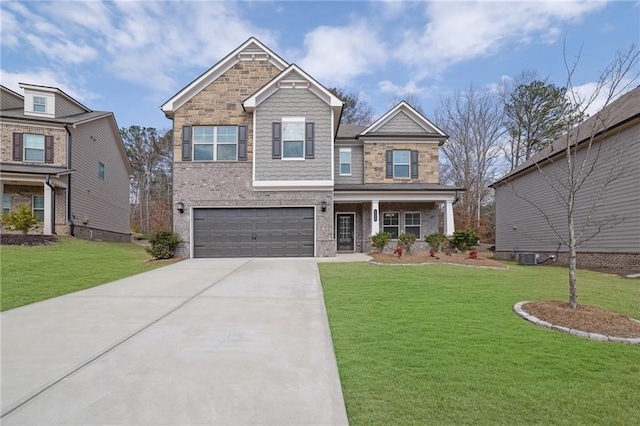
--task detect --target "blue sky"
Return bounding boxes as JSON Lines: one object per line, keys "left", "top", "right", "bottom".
{"left": 1, "top": 1, "right": 638, "bottom": 131}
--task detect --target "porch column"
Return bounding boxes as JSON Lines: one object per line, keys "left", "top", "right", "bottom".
{"left": 444, "top": 200, "right": 454, "bottom": 236}
{"left": 43, "top": 182, "right": 53, "bottom": 235}
{"left": 371, "top": 200, "right": 380, "bottom": 235}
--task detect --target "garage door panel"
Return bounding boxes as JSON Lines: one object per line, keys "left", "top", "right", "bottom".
{"left": 193, "top": 207, "right": 315, "bottom": 258}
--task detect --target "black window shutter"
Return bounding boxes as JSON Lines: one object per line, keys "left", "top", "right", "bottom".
{"left": 272, "top": 122, "right": 281, "bottom": 159}
{"left": 13, "top": 133, "right": 23, "bottom": 161}
{"left": 238, "top": 125, "right": 247, "bottom": 161}
{"left": 385, "top": 150, "right": 393, "bottom": 178}
{"left": 44, "top": 135, "right": 54, "bottom": 163}
{"left": 411, "top": 150, "right": 419, "bottom": 178}
{"left": 305, "top": 122, "right": 314, "bottom": 159}
{"left": 182, "top": 126, "right": 191, "bottom": 161}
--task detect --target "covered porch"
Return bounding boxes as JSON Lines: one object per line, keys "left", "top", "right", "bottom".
{"left": 1, "top": 164, "right": 72, "bottom": 235}
{"left": 333, "top": 184, "right": 460, "bottom": 254}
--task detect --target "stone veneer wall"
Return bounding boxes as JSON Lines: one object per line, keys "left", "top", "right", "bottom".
{"left": 172, "top": 60, "right": 281, "bottom": 162}
{"left": 174, "top": 162, "right": 335, "bottom": 257}
{"left": 494, "top": 250, "right": 640, "bottom": 270}
{"left": 73, "top": 225, "right": 131, "bottom": 243}
{"left": 363, "top": 142, "right": 439, "bottom": 183}
{"left": 1, "top": 123, "right": 67, "bottom": 166}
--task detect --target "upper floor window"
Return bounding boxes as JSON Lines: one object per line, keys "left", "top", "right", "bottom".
{"left": 32, "top": 195, "right": 44, "bottom": 221}
{"left": 393, "top": 150, "right": 410, "bottom": 178}
{"left": 98, "top": 162, "right": 105, "bottom": 180}
{"left": 24, "top": 134, "right": 45, "bottom": 162}
{"left": 193, "top": 126, "right": 237, "bottom": 161}
{"left": 405, "top": 212, "right": 421, "bottom": 238}
{"left": 339, "top": 148, "right": 351, "bottom": 176}
{"left": 282, "top": 119, "right": 304, "bottom": 159}
{"left": 33, "top": 96, "right": 46, "bottom": 113}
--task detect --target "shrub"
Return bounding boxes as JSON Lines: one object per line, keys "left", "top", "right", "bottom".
{"left": 0, "top": 204, "right": 39, "bottom": 234}
{"left": 451, "top": 229, "right": 480, "bottom": 252}
{"left": 145, "top": 230, "right": 180, "bottom": 259}
{"left": 131, "top": 224, "right": 141, "bottom": 234}
{"left": 397, "top": 232, "right": 417, "bottom": 252}
{"left": 424, "top": 232, "right": 449, "bottom": 251}
{"left": 371, "top": 231, "right": 392, "bottom": 252}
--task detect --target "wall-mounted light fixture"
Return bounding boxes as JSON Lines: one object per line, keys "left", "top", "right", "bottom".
{"left": 177, "top": 201, "right": 185, "bottom": 214}
{"left": 373, "top": 209, "right": 378, "bottom": 222}
{"left": 320, "top": 200, "right": 328, "bottom": 212}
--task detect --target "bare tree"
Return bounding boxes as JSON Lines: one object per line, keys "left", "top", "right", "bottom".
{"left": 437, "top": 84, "right": 504, "bottom": 235}
{"left": 387, "top": 92, "right": 425, "bottom": 114}
{"left": 504, "top": 44, "right": 639, "bottom": 309}
{"left": 328, "top": 87, "right": 375, "bottom": 125}
{"left": 120, "top": 126, "right": 173, "bottom": 233}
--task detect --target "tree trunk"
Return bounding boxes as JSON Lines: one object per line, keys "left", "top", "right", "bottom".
{"left": 568, "top": 193, "right": 578, "bottom": 309}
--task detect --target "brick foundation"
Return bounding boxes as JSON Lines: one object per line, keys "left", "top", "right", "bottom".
{"left": 494, "top": 250, "right": 640, "bottom": 270}
{"left": 73, "top": 225, "right": 131, "bottom": 243}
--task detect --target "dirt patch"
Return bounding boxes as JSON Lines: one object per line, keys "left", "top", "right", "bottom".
{"left": 0, "top": 234, "right": 58, "bottom": 246}
{"left": 369, "top": 251, "right": 507, "bottom": 269}
{"left": 523, "top": 301, "right": 640, "bottom": 339}
{"left": 147, "top": 257, "right": 184, "bottom": 266}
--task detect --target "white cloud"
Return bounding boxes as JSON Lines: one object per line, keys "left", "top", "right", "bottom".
{"left": 0, "top": 69, "right": 99, "bottom": 103}
{"left": 569, "top": 80, "right": 633, "bottom": 117}
{"left": 396, "top": 0, "right": 606, "bottom": 77}
{"left": 378, "top": 80, "right": 432, "bottom": 97}
{"left": 297, "top": 21, "right": 387, "bottom": 86}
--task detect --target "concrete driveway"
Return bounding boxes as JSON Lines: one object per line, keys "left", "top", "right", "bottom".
{"left": 1, "top": 258, "right": 348, "bottom": 425}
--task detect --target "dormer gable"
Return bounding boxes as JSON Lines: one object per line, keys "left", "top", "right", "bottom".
{"left": 243, "top": 64, "right": 344, "bottom": 135}
{"left": 161, "top": 37, "right": 289, "bottom": 118}
{"left": 360, "top": 101, "right": 447, "bottom": 143}
{"left": 19, "top": 83, "right": 90, "bottom": 119}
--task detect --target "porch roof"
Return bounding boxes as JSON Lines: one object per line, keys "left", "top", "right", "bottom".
{"left": 334, "top": 183, "right": 462, "bottom": 192}
{"left": 1, "top": 163, "right": 73, "bottom": 176}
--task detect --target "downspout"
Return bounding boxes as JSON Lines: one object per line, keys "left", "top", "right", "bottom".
{"left": 45, "top": 174, "right": 56, "bottom": 234}
{"left": 64, "top": 124, "right": 74, "bottom": 236}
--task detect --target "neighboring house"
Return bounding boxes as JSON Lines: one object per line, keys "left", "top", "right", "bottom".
{"left": 490, "top": 87, "right": 640, "bottom": 269}
{"left": 162, "top": 38, "right": 460, "bottom": 258}
{"left": 1, "top": 83, "right": 133, "bottom": 241}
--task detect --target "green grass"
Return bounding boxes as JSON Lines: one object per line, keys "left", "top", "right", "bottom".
{"left": 1, "top": 237, "right": 166, "bottom": 311}
{"left": 319, "top": 262, "right": 640, "bottom": 425}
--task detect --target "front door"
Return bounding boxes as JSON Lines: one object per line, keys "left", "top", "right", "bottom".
{"left": 337, "top": 214, "right": 355, "bottom": 251}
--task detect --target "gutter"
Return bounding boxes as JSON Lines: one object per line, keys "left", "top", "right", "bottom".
{"left": 64, "top": 124, "right": 74, "bottom": 236}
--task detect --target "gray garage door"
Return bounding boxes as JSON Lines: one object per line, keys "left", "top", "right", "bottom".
{"left": 193, "top": 207, "right": 315, "bottom": 258}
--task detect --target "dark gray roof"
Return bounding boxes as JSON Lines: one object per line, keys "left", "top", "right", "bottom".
{"left": 1, "top": 163, "right": 73, "bottom": 175}
{"left": 0, "top": 108, "right": 112, "bottom": 125}
{"left": 335, "top": 183, "right": 462, "bottom": 192}
{"left": 336, "top": 123, "right": 367, "bottom": 138}
{"left": 492, "top": 86, "right": 640, "bottom": 186}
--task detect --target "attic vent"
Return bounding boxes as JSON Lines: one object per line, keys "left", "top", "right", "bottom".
{"left": 518, "top": 253, "right": 539, "bottom": 266}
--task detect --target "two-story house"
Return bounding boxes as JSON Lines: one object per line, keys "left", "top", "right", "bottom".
{"left": 162, "top": 38, "right": 460, "bottom": 258}
{"left": 1, "top": 83, "right": 132, "bottom": 241}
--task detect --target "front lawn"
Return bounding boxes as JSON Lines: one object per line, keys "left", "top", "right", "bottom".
{"left": 1, "top": 237, "right": 168, "bottom": 311}
{"left": 319, "top": 262, "right": 640, "bottom": 425}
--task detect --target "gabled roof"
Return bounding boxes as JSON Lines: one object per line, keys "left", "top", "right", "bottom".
{"left": 360, "top": 101, "right": 447, "bottom": 138}
{"left": 336, "top": 124, "right": 368, "bottom": 139}
{"left": 491, "top": 86, "right": 640, "bottom": 188}
{"left": 19, "top": 83, "right": 91, "bottom": 112}
{"left": 161, "top": 37, "right": 289, "bottom": 118}
{"left": 1, "top": 85, "right": 24, "bottom": 101}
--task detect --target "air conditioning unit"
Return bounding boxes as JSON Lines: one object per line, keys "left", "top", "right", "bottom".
{"left": 518, "top": 253, "right": 539, "bottom": 265}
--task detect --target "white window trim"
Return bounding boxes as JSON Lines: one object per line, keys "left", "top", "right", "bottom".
{"left": 282, "top": 117, "right": 305, "bottom": 160}
{"left": 382, "top": 211, "right": 400, "bottom": 240}
{"left": 33, "top": 96, "right": 46, "bottom": 113}
{"left": 339, "top": 147, "right": 351, "bottom": 176}
{"left": 32, "top": 195, "right": 44, "bottom": 222}
{"left": 98, "top": 162, "right": 105, "bottom": 180}
{"left": 24, "top": 134, "right": 45, "bottom": 163}
{"left": 393, "top": 150, "right": 411, "bottom": 179}
{"left": 3, "top": 194, "right": 10, "bottom": 215}
{"left": 404, "top": 211, "right": 421, "bottom": 239}
{"left": 192, "top": 126, "right": 238, "bottom": 162}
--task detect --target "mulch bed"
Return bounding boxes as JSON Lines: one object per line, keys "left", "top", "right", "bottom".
{"left": 523, "top": 301, "right": 640, "bottom": 338}
{"left": 369, "top": 251, "right": 507, "bottom": 269}
{"left": 0, "top": 234, "right": 58, "bottom": 246}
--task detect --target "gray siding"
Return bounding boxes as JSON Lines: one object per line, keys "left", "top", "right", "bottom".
{"left": 494, "top": 122, "right": 640, "bottom": 253}
{"left": 1, "top": 91, "right": 23, "bottom": 110}
{"left": 372, "top": 111, "right": 429, "bottom": 134}
{"left": 55, "top": 95, "right": 86, "bottom": 118}
{"left": 255, "top": 88, "right": 332, "bottom": 181}
{"left": 281, "top": 70, "right": 305, "bottom": 83}
{"left": 69, "top": 117, "right": 131, "bottom": 234}
{"left": 334, "top": 145, "right": 363, "bottom": 184}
